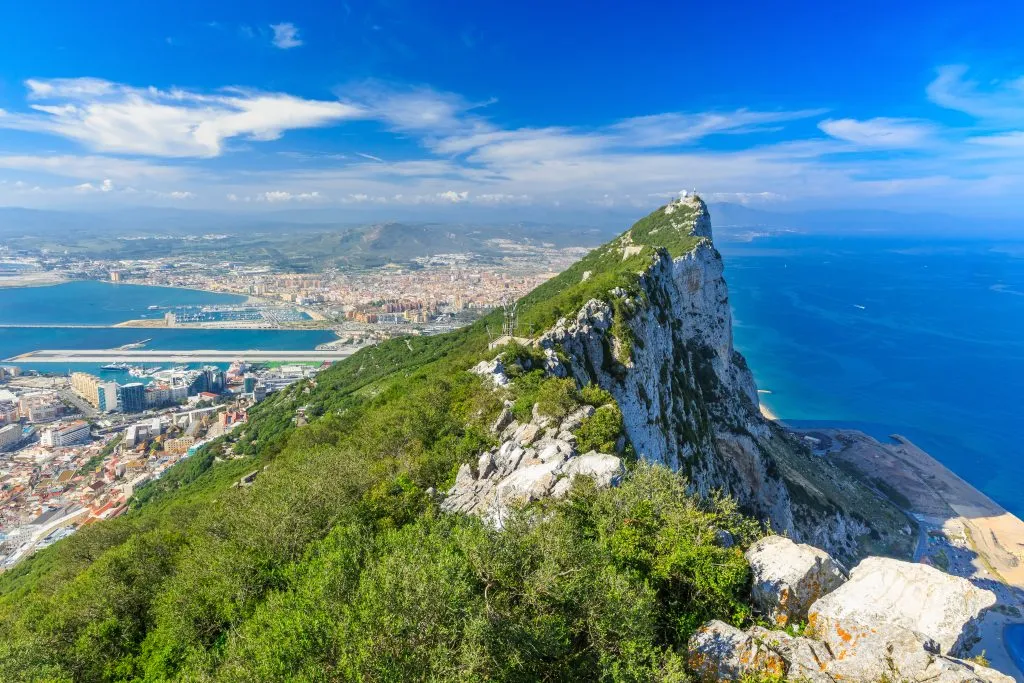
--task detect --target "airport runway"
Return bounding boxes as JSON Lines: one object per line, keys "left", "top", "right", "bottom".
{"left": 7, "top": 348, "right": 362, "bottom": 363}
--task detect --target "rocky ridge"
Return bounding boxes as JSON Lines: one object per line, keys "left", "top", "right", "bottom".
{"left": 452, "top": 194, "right": 911, "bottom": 562}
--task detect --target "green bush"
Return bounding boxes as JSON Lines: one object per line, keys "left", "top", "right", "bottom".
{"left": 580, "top": 383, "right": 616, "bottom": 408}
{"left": 534, "top": 377, "right": 581, "bottom": 420}
{"left": 577, "top": 403, "right": 625, "bottom": 453}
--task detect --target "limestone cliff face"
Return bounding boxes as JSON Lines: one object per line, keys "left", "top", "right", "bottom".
{"left": 537, "top": 196, "right": 909, "bottom": 561}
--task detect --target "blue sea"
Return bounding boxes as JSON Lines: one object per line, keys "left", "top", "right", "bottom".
{"left": 0, "top": 281, "right": 337, "bottom": 376}
{"left": 721, "top": 236, "right": 1024, "bottom": 518}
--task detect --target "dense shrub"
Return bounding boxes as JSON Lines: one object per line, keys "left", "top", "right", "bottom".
{"left": 577, "top": 403, "right": 626, "bottom": 453}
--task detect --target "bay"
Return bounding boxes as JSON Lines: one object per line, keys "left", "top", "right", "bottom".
{"left": 722, "top": 235, "right": 1024, "bottom": 518}
{"left": 0, "top": 281, "right": 337, "bottom": 376}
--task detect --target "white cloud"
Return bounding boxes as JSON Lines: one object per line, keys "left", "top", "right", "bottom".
{"left": 270, "top": 23, "right": 303, "bottom": 49}
{"left": 437, "top": 190, "right": 468, "bottom": 202}
{"left": 818, "top": 117, "right": 936, "bottom": 148}
{"left": 927, "top": 65, "right": 1024, "bottom": 123}
{"left": 166, "top": 191, "right": 195, "bottom": 200}
{"left": 0, "top": 154, "right": 185, "bottom": 181}
{"left": 1, "top": 78, "right": 362, "bottom": 157}
{"left": 257, "top": 190, "right": 322, "bottom": 202}
{"left": 611, "top": 109, "right": 826, "bottom": 147}
{"left": 74, "top": 178, "right": 115, "bottom": 193}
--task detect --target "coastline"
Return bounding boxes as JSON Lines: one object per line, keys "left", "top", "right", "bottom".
{"left": 792, "top": 426, "right": 1024, "bottom": 679}
{"left": 758, "top": 400, "right": 779, "bottom": 422}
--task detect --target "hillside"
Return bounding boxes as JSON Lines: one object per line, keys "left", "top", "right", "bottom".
{"left": 0, "top": 197, "right": 918, "bottom": 681}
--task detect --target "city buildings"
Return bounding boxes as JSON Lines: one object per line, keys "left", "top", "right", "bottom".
{"left": 0, "top": 423, "right": 21, "bottom": 451}
{"left": 118, "top": 383, "right": 146, "bottom": 414}
{"left": 40, "top": 421, "right": 90, "bottom": 448}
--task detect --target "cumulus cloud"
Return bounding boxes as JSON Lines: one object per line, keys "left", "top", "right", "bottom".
{"left": 437, "top": 190, "right": 468, "bottom": 202}
{"left": 74, "top": 178, "right": 115, "bottom": 193}
{"left": 270, "top": 23, "right": 303, "bottom": 49}
{"left": 0, "top": 78, "right": 362, "bottom": 157}
{"left": 818, "top": 117, "right": 936, "bottom": 148}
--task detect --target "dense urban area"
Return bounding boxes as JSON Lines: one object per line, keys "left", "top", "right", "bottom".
{"left": 0, "top": 360, "right": 324, "bottom": 569}
{"left": 0, "top": 229, "right": 590, "bottom": 570}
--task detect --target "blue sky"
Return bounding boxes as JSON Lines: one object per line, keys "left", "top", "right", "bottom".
{"left": 0, "top": 0, "right": 1023, "bottom": 218}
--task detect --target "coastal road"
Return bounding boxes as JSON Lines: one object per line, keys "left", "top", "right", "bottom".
{"left": 7, "top": 348, "right": 364, "bottom": 363}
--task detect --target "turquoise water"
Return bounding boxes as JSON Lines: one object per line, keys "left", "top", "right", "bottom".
{"left": 0, "top": 281, "right": 337, "bottom": 374}
{"left": 1006, "top": 624, "right": 1024, "bottom": 674}
{"left": 722, "top": 236, "right": 1024, "bottom": 518}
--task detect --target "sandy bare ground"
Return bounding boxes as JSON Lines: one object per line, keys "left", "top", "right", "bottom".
{"left": 802, "top": 428, "right": 1024, "bottom": 679}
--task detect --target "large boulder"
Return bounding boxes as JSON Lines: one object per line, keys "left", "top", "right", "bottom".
{"left": 745, "top": 535, "right": 847, "bottom": 626}
{"left": 687, "top": 620, "right": 786, "bottom": 682}
{"left": 744, "top": 626, "right": 835, "bottom": 682}
{"left": 808, "top": 557, "right": 996, "bottom": 658}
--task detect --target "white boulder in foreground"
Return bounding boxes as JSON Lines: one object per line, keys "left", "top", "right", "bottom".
{"left": 687, "top": 620, "right": 786, "bottom": 682}
{"left": 688, "top": 549, "right": 1010, "bottom": 682}
{"left": 745, "top": 535, "right": 847, "bottom": 626}
{"left": 808, "top": 556, "right": 996, "bottom": 657}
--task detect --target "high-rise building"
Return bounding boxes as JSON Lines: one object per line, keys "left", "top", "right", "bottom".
{"left": 0, "top": 423, "right": 21, "bottom": 451}
{"left": 97, "top": 382, "right": 120, "bottom": 412}
{"left": 118, "top": 383, "right": 146, "bottom": 414}
{"left": 40, "top": 420, "right": 90, "bottom": 447}
{"left": 71, "top": 372, "right": 103, "bottom": 407}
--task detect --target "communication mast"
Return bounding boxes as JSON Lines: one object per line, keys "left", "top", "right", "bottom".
{"left": 500, "top": 295, "right": 519, "bottom": 338}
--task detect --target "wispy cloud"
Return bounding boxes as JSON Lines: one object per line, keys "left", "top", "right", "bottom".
{"left": 270, "top": 22, "right": 303, "bottom": 49}
{"left": 926, "top": 65, "right": 1024, "bottom": 124}
{"left": 0, "top": 78, "right": 362, "bottom": 157}
{"left": 818, "top": 117, "right": 937, "bottom": 148}
{"left": 3, "top": 65, "right": 1024, "bottom": 212}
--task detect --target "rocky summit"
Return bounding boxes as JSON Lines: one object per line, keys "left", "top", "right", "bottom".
{"left": 453, "top": 195, "right": 914, "bottom": 564}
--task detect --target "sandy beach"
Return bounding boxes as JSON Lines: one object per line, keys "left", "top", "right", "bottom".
{"left": 796, "top": 428, "right": 1024, "bottom": 679}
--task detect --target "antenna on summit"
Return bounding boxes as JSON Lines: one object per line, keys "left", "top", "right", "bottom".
{"left": 500, "top": 295, "right": 519, "bottom": 338}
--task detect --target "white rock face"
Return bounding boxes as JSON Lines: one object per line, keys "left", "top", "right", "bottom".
{"left": 808, "top": 556, "right": 996, "bottom": 657}
{"left": 470, "top": 358, "right": 510, "bottom": 387}
{"left": 745, "top": 535, "right": 847, "bottom": 626}
{"left": 441, "top": 407, "right": 623, "bottom": 527}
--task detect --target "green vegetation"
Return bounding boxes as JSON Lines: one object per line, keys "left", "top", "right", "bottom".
{"left": 77, "top": 433, "right": 123, "bottom": 476}
{"left": 577, "top": 404, "right": 626, "bottom": 453}
{"left": 0, "top": 199, "right": 770, "bottom": 681}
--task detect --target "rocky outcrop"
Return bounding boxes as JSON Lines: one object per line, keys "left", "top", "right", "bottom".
{"left": 808, "top": 556, "right": 996, "bottom": 657}
{"left": 441, "top": 405, "right": 624, "bottom": 527}
{"left": 688, "top": 538, "right": 1009, "bottom": 682}
{"left": 745, "top": 535, "right": 847, "bottom": 626}
{"left": 687, "top": 621, "right": 787, "bottom": 682}
{"left": 535, "top": 195, "right": 912, "bottom": 562}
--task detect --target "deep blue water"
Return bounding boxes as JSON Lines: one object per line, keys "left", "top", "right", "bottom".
{"left": 0, "top": 281, "right": 337, "bottom": 375}
{"left": 1006, "top": 623, "right": 1024, "bottom": 674}
{"left": 721, "top": 236, "right": 1024, "bottom": 518}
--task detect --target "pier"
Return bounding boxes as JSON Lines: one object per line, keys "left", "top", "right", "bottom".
{"left": 6, "top": 348, "right": 363, "bottom": 363}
